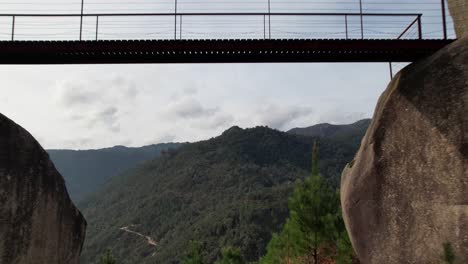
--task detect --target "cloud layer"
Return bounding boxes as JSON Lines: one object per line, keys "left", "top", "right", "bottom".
{"left": 0, "top": 63, "right": 386, "bottom": 149}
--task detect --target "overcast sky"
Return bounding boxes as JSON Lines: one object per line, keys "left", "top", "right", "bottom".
{"left": 0, "top": 0, "right": 455, "bottom": 149}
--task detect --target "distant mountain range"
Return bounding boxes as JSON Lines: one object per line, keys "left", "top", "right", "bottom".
{"left": 47, "top": 143, "right": 182, "bottom": 203}
{"left": 48, "top": 120, "right": 370, "bottom": 205}
{"left": 73, "top": 120, "right": 370, "bottom": 264}
{"left": 288, "top": 119, "right": 371, "bottom": 145}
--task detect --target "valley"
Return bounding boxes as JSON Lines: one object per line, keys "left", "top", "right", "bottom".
{"left": 50, "top": 121, "right": 370, "bottom": 264}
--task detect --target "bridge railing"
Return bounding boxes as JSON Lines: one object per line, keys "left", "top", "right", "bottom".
{"left": 0, "top": 12, "right": 424, "bottom": 41}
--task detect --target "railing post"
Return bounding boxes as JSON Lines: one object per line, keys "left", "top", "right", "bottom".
{"left": 417, "top": 14, "right": 422, "bottom": 40}
{"left": 79, "top": 0, "right": 84, "bottom": 40}
{"left": 95, "top": 16, "right": 99, "bottom": 40}
{"left": 174, "top": 0, "right": 178, "bottom": 40}
{"left": 11, "top": 16, "right": 15, "bottom": 41}
{"left": 268, "top": 0, "right": 271, "bottom": 39}
{"left": 359, "top": 0, "right": 364, "bottom": 39}
{"left": 441, "top": 0, "right": 447, "bottom": 39}
{"left": 389, "top": 62, "right": 393, "bottom": 80}
{"left": 180, "top": 15, "right": 182, "bottom": 40}
{"left": 345, "top": 15, "right": 348, "bottom": 39}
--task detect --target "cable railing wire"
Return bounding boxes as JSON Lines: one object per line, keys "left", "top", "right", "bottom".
{"left": 0, "top": 0, "right": 455, "bottom": 41}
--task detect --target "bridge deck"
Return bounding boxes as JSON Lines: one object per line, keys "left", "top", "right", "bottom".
{"left": 0, "top": 39, "right": 454, "bottom": 64}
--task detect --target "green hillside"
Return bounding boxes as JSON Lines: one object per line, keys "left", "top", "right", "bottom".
{"left": 80, "top": 123, "right": 368, "bottom": 263}
{"left": 48, "top": 143, "right": 182, "bottom": 203}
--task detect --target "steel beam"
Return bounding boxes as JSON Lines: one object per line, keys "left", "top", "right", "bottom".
{"left": 0, "top": 39, "right": 454, "bottom": 64}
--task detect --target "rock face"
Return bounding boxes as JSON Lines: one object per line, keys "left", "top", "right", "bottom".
{"left": 341, "top": 36, "right": 468, "bottom": 263}
{"left": 448, "top": 0, "right": 468, "bottom": 37}
{"left": 0, "top": 114, "right": 86, "bottom": 264}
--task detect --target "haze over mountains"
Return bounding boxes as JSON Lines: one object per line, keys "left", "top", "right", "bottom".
{"left": 48, "top": 143, "right": 182, "bottom": 202}
{"left": 45, "top": 120, "right": 370, "bottom": 263}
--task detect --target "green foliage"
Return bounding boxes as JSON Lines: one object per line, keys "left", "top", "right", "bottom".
{"left": 80, "top": 125, "right": 366, "bottom": 264}
{"left": 183, "top": 241, "right": 205, "bottom": 264}
{"left": 218, "top": 247, "right": 245, "bottom": 264}
{"left": 336, "top": 231, "right": 354, "bottom": 264}
{"left": 261, "top": 144, "right": 356, "bottom": 264}
{"left": 260, "top": 219, "right": 302, "bottom": 264}
{"left": 442, "top": 242, "right": 456, "bottom": 264}
{"left": 98, "top": 249, "right": 117, "bottom": 264}
{"left": 334, "top": 192, "right": 354, "bottom": 264}
{"left": 287, "top": 175, "right": 338, "bottom": 261}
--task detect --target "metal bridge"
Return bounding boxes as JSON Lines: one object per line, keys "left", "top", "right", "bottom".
{"left": 0, "top": 0, "right": 456, "bottom": 64}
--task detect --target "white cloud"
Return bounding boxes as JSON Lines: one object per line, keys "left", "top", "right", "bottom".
{"left": 253, "top": 104, "right": 314, "bottom": 130}
{"left": 55, "top": 81, "right": 97, "bottom": 106}
{"left": 53, "top": 76, "right": 141, "bottom": 135}
{"left": 166, "top": 96, "right": 219, "bottom": 119}
{"left": 194, "top": 113, "right": 234, "bottom": 130}
{"left": 54, "top": 76, "right": 139, "bottom": 107}
{"left": 0, "top": 62, "right": 389, "bottom": 149}
{"left": 87, "top": 107, "right": 121, "bottom": 133}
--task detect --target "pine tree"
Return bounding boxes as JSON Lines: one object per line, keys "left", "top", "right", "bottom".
{"left": 182, "top": 241, "right": 205, "bottom": 264}
{"left": 287, "top": 141, "right": 339, "bottom": 263}
{"left": 261, "top": 233, "right": 284, "bottom": 264}
{"left": 98, "top": 249, "right": 116, "bottom": 264}
{"left": 218, "top": 247, "right": 245, "bottom": 264}
{"left": 261, "top": 141, "right": 357, "bottom": 264}
{"left": 261, "top": 216, "right": 305, "bottom": 264}
{"left": 312, "top": 140, "right": 319, "bottom": 177}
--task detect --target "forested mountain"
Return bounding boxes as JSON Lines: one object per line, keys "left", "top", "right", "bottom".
{"left": 48, "top": 143, "right": 182, "bottom": 203}
{"left": 80, "top": 123, "right": 368, "bottom": 264}
{"left": 288, "top": 119, "right": 370, "bottom": 147}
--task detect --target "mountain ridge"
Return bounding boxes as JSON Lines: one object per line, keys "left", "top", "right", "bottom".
{"left": 47, "top": 142, "right": 183, "bottom": 203}
{"left": 79, "top": 123, "right": 369, "bottom": 263}
{"left": 48, "top": 142, "right": 184, "bottom": 152}
{"left": 287, "top": 119, "right": 371, "bottom": 138}
{"left": 48, "top": 119, "right": 370, "bottom": 205}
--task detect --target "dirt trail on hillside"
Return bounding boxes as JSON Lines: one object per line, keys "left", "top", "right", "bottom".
{"left": 120, "top": 225, "right": 157, "bottom": 247}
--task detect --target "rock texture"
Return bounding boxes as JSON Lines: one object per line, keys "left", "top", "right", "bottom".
{"left": 0, "top": 113, "right": 86, "bottom": 264}
{"left": 341, "top": 36, "right": 468, "bottom": 263}
{"left": 448, "top": 0, "right": 468, "bottom": 37}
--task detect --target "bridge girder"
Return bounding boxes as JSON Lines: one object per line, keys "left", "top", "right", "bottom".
{"left": 0, "top": 39, "right": 455, "bottom": 64}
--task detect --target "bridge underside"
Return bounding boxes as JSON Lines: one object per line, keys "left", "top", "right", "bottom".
{"left": 0, "top": 39, "right": 454, "bottom": 64}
